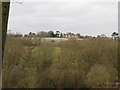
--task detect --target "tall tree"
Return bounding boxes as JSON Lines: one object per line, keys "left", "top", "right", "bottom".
{"left": 47, "top": 31, "right": 56, "bottom": 37}
{"left": 112, "top": 32, "right": 118, "bottom": 39}
{"left": 56, "top": 31, "right": 60, "bottom": 37}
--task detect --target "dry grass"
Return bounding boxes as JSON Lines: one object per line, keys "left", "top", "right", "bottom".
{"left": 2, "top": 37, "right": 118, "bottom": 88}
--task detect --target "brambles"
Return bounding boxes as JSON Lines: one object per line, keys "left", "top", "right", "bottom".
{"left": 85, "top": 64, "right": 110, "bottom": 88}
{"left": 3, "top": 37, "right": 118, "bottom": 88}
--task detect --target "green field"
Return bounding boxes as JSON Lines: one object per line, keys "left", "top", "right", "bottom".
{"left": 3, "top": 37, "right": 118, "bottom": 88}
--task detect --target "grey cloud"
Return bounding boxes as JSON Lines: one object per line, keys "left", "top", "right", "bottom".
{"left": 8, "top": 2, "right": 118, "bottom": 36}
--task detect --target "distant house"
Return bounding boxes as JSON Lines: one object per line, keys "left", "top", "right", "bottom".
{"left": 76, "top": 33, "right": 80, "bottom": 38}
{"left": 66, "top": 33, "right": 80, "bottom": 39}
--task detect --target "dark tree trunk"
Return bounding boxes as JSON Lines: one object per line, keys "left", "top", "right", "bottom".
{"left": 2, "top": 1, "right": 10, "bottom": 61}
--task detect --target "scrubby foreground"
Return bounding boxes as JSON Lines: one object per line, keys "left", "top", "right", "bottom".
{"left": 3, "top": 37, "right": 118, "bottom": 88}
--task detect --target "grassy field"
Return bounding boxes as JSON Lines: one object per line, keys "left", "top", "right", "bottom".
{"left": 2, "top": 37, "right": 118, "bottom": 88}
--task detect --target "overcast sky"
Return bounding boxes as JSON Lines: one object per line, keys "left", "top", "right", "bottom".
{"left": 8, "top": 0, "right": 118, "bottom": 36}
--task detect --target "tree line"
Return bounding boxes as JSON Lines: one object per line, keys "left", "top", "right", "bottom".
{"left": 7, "top": 30, "right": 119, "bottom": 39}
